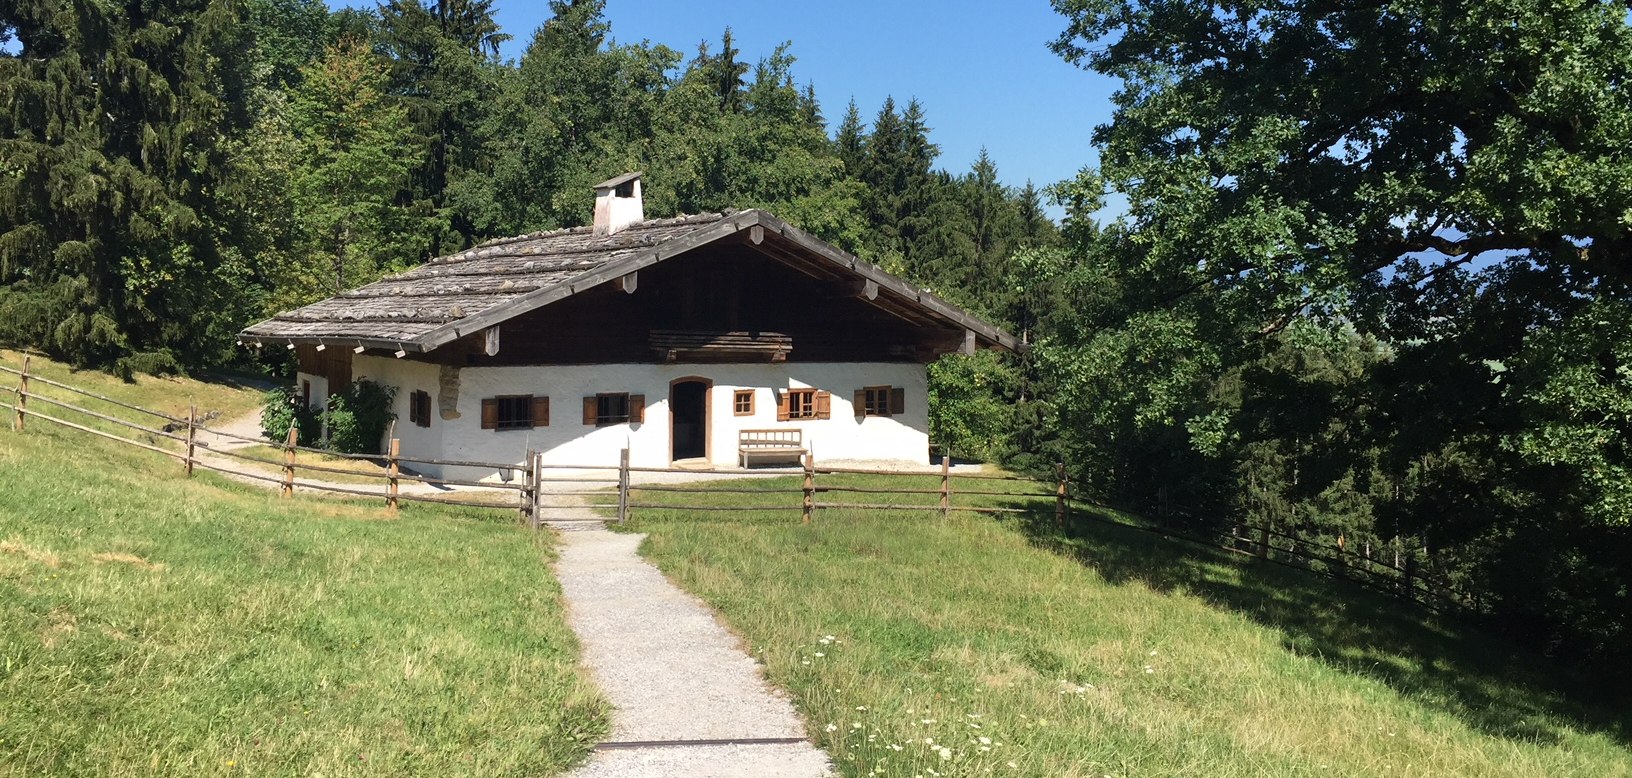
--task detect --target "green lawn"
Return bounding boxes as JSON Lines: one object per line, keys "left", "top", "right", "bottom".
{"left": 0, "top": 357, "right": 607, "bottom": 776}
{"left": 621, "top": 475, "right": 1632, "bottom": 777}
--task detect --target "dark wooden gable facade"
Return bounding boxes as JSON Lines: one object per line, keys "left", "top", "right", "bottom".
{"left": 417, "top": 238, "right": 968, "bottom": 367}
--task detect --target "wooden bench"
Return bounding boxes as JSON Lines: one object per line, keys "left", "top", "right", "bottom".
{"left": 738, "top": 429, "right": 806, "bottom": 468}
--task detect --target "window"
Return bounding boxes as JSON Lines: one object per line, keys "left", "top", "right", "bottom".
{"left": 409, "top": 390, "right": 432, "bottom": 428}
{"left": 777, "top": 388, "right": 830, "bottom": 421}
{"left": 582, "top": 393, "right": 645, "bottom": 426}
{"left": 481, "top": 395, "right": 549, "bottom": 431}
{"left": 301, "top": 380, "right": 312, "bottom": 408}
{"left": 733, "top": 389, "right": 755, "bottom": 416}
{"left": 854, "top": 385, "right": 905, "bottom": 418}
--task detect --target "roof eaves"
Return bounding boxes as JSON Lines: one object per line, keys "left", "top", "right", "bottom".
{"left": 751, "top": 213, "right": 1025, "bottom": 353}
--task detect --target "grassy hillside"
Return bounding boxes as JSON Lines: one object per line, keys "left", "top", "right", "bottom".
{"left": 0, "top": 356, "right": 607, "bottom": 776}
{"left": 1, "top": 349, "right": 266, "bottom": 424}
{"left": 624, "top": 480, "right": 1632, "bottom": 777}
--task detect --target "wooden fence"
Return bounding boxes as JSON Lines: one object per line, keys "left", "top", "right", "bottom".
{"left": 0, "top": 356, "right": 532, "bottom": 516}
{"left": 0, "top": 355, "right": 1467, "bottom": 612}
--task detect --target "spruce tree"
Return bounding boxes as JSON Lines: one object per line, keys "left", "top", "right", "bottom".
{"left": 377, "top": 0, "right": 509, "bottom": 255}
{"left": 834, "top": 99, "right": 867, "bottom": 177}
{"left": 0, "top": 0, "right": 251, "bottom": 368}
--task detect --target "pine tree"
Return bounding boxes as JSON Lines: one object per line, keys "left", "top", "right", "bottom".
{"left": 0, "top": 0, "right": 252, "bottom": 368}
{"left": 378, "top": 0, "right": 510, "bottom": 255}
{"left": 834, "top": 100, "right": 867, "bottom": 177}
{"left": 706, "top": 27, "right": 750, "bottom": 113}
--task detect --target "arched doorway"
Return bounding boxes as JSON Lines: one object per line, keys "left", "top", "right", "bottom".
{"left": 669, "top": 378, "right": 710, "bottom": 462}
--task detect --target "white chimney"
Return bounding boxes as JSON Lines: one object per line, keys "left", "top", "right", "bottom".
{"left": 593, "top": 172, "right": 644, "bottom": 236}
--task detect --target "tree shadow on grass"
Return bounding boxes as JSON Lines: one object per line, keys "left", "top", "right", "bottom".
{"left": 992, "top": 500, "right": 1632, "bottom": 750}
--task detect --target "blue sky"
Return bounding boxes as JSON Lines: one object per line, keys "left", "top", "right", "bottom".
{"left": 341, "top": 1, "right": 1121, "bottom": 212}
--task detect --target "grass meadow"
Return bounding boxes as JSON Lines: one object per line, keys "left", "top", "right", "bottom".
{"left": 0, "top": 355, "right": 607, "bottom": 776}
{"left": 620, "top": 473, "right": 1632, "bottom": 777}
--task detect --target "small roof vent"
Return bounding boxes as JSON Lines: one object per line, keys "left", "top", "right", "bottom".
{"left": 593, "top": 172, "right": 644, "bottom": 236}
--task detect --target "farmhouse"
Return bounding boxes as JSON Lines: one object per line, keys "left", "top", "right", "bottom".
{"left": 239, "top": 173, "right": 1020, "bottom": 476}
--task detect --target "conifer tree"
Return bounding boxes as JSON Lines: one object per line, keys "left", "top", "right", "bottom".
{"left": 834, "top": 100, "right": 868, "bottom": 176}
{"left": 377, "top": 0, "right": 509, "bottom": 254}
{"left": 0, "top": 0, "right": 251, "bottom": 368}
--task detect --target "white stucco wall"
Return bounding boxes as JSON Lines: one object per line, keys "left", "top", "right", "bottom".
{"left": 294, "top": 372, "right": 328, "bottom": 410}
{"left": 350, "top": 357, "right": 444, "bottom": 468}
{"left": 352, "top": 356, "right": 929, "bottom": 479}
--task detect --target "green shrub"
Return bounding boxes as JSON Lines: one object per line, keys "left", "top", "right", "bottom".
{"left": 259, "top": 380, "right": 395, "bottom": 454}
{"left": 113, "top": 350, "right": 183, "bottom": 380}
{"left": 259, "top": 387, "right": 319, "bottom": 443}
{"left": 327, "top": 380, "right": 395, "bottom": 455}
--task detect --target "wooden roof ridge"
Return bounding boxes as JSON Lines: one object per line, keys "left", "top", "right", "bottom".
{"left": 436, "top": 211, "right": 735, "bottom": 263}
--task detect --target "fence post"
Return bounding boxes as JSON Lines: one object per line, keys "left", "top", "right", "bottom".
{"left": 518, "top": 449, "right": 535, "bottom": 526}
{"left": 12, "top": 355, "right": 29, "bottom": 432}
{"left": 1055, "top": 462, "right": 1068, "bottom": 529}
{"left": 387, "top": 438, "right": 401, "bottom": 512}
{"left": 618, "top": 447, "right": 631, "bottom": 523}
{"left": 185, "top": 402, "right": 197, "bottom": 477}
{"left": 939, "top": 446, "right": 951, "bottom": 520}
{"left": 1259, "top": 515, "right": 1272, "bottom": 559}
{"left": 802, "top": 452, "right": 815, "bottom": 524}
{"left": 281, "top": 425, "right": 298, "bottom": 497}
{"left": 532, "top": 452, "right": 544, "bottom": 528}
{"left": 1403, "top": 548, "right": 1418, "bottom": 602}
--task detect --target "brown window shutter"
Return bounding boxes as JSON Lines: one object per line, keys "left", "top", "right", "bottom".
{"left": 890, "top": 387, "right": 905, "bottom": 416}
{"left": 422, "top": 392, "right": 433, "bottom": 427}
{"left": 853, "top": 390, "right": 867, "bottom": 418}
{"left": 582, "top": 396, "right": 597, "bottom": 425}
{"left": 776, "top": 390, "right": 790, "bottom": 422}
{"left": 532, "top": 396, "right": 550, "bottom": 427}
{"left": 629, "top": 394, "right": 645, "bottom": 423}
{"left": 815, "top": 390, "right": 831, "bottom": 420}
{"left": 481, "top": 398, "right": 498, "bottom": 430}
{"left": 408, "top": 392, "right": 418, "bottom": 424}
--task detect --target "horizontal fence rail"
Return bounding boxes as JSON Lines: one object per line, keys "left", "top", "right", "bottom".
{"left": 2, "top": 355, "right": 1467, "bottom": 613}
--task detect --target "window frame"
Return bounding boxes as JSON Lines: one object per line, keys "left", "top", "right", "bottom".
{"left": 409, "top": 389, "right": 432, "bottom": 427}
{"left": 779, "top": 388, "right": 831, "bottom": 421}
{"left": 733, "top": 389, "right": 755, "bottom": 417}
{"left": 862, "top": 385, "right": 892, "bottom": 418}
{"left": 595, "top": 392, "right": 631, "bottom": 426}
{"left": 854, "top": 385, "right": 906, "bottom": 418}
{"left": 789, "top": 388, "right": 816, "bottom": 420}
{"left": 493, "top": 395, "right": 534, "bottom": 431}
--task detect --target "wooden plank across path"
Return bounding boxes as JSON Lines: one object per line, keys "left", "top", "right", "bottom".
{"left": 554, "top": 527, "right": 832, "bottom": 777}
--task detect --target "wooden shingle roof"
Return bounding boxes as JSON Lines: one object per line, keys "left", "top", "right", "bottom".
{"left": 239, "top": 209, "right": 1022, "bottom": 353}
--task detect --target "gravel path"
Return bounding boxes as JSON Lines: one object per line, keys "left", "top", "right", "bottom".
{"left": 555, "top": 528, "right": 832, "bottom": 777}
